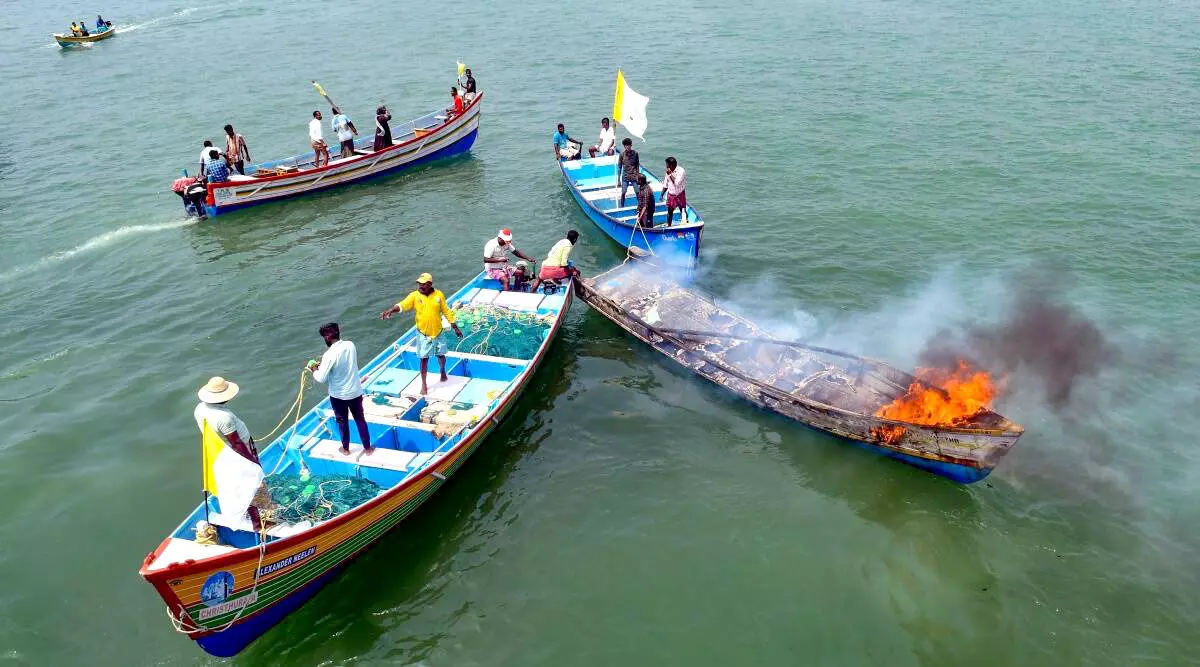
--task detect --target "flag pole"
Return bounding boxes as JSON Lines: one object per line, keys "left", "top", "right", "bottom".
{"left": 311, "top": 80, "right": 338, "bottom": 110}
{"left": 200, "top": 423, "right": 211, "bottom": 522}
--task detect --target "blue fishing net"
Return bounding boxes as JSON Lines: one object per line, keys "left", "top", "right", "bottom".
{"left": 446, "top": 305, "right": 553, "bottom": 360}
{"left": 266, "top": 473, "right": 381, "bottom": 524}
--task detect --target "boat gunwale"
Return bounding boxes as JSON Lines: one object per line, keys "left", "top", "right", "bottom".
{"left": 578, "top": 262, "right": 1022, "bottom": 438}
{"left": 202, "top": 92, "right": 484, "bottom": 190}
{"left": 558, "top": 158, "right": 705, "bottom": 234}
{"left": 139, "top": 274, "right": 570, "bottom": 585}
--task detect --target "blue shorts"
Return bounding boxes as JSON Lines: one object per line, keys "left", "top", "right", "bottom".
{"left": 416, "top": 333, "right": 447, "bottom": 359}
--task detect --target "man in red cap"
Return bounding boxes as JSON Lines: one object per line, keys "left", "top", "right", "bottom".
{"left": 482, "top": 228, "right": 536, "bottom": 291}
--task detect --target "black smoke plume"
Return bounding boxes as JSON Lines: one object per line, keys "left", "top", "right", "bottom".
{"left": 918, "top": 269, "right": 1117, "bottom": 410}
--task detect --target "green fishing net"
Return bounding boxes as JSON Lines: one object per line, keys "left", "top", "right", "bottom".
{"left": 447, "top": 305, "right": 553, "bottom": 360}
{"left": 266, "top": 473, "right": 381, "bottom": 524}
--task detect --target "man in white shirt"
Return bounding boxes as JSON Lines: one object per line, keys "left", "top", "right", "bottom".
{"left": 307, "top": 323, "right": 373, "bottom": 456}
{"left": 330, "top": 106, "right": 358, "bottom": 159}
{"left": 589, "top": 117, "right": 616, "bottom": 158}
{"left": 198, "top": 140, "right": 222, "bottom": 175}
{"left": 483, "top": 228, "right": 536, "bottom": 291}
{"left": 660, "top": 156, "right": 688, "bottom": 227}
{"left": 308, "top": 110, "right": 330, "bottom": 168}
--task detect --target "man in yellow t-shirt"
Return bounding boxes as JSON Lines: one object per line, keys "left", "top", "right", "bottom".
{"left": 379, "top": 273, "right": 463, "bottom": 395}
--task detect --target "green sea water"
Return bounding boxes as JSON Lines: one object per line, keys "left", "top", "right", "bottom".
{"left": 2, "top": 0, "right": 1199, "bottom": 664}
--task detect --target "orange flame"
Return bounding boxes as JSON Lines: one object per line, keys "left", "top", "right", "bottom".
{"left": 876, "top": 360, "right": 999, "bottom": 427}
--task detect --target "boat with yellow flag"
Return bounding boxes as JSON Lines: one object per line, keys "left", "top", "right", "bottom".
{"left": 556, "top": 69, "right": 705, "bottom": 264}
{"left": 138, "top": 271, "right": 573, "bottom": 656}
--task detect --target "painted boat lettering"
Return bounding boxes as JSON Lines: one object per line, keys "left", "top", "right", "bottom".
{"left": 258, "top": 546, "right": 317, "bottom": 576}
{"left": 198, "top": 590, "right": 259, "bottom": 620}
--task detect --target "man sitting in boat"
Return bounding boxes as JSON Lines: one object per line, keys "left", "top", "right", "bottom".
{"left": 531, "top": 230, "right": 581, "bottom": 293}
{"left": 69, "top": 22, "right": 81, "bottom": 36}
{"left": 77, "top": 21, "right": 90, "bottom": 36}
{"left": 95, "top": 15, "right": 109, "bottom": 32}
{"left": 589, "top": 117, "right": 616, "bottom": 158}
{"left": 447, "top": 87, "right": 465, "bottom": 119}
{"left": 483, "top": 228, "right": 536, "bottom": 291}
{"left": 552, "top": 123, "right": 580, "bottom": 161}
{"left": 202, "top": 149, "right": 230, "bottom": 184}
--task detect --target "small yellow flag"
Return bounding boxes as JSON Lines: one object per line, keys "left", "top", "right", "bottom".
{"left": 313, "top": 81, "right": 327, "bottom": 98}
{"left": 201, "top": 421, "right": 224, "bottom": 496}
{"left": 457, "top": 61, "right": 466, "bottom": 78}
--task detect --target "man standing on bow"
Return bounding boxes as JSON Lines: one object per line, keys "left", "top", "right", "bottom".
{"left": 660, "top": 156, "right": 687, "bottom": 226}
{"left": 483, "top": 228, "right": 536, "bottom": 291}
{"left": 379, "top": 273, "right": 463, "bottom": 396}
{"left": 616, "top": 138, "right": 640, "bottom": 207}
{"left": 307, "top": 323, "right": 373, "bottom": 456}
{"left": 194, "top": 376, "right": 267, "bottom": 529}
{"left": 461, "top": 68, "right": 477, "bottom": 103}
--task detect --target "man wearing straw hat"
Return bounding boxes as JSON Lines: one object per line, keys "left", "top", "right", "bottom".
{"left": 379, "top": 273, "right": 463, "bottom": 396}
{"left": 194, "top": 376, "right": 270, "bottom": 530}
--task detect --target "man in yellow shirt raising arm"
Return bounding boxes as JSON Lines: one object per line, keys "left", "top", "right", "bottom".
{"left": 379, "top": 273, "right": 464, "bottom": 395}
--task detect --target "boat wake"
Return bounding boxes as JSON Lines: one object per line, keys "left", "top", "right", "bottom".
{"left": 0, "top": 219, "right": 196, "bottom": 281}
{"left": 117, "top": 7, "right": 199, "bottom": 33}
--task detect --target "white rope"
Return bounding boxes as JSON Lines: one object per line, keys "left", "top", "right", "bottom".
{"left": 166, "top": 525, "right": 269, "bottom": 635}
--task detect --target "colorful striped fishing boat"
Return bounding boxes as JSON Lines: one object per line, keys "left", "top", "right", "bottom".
{"left": 191, "top": 93, "right": 482, "bottom": 217}
{"left": 53, "top": 26, "right": 117, "bottom": 47}
{"left": 559, "top": 153, "right": 704, "bottom": 264}
{"left": 576, "top": 260, "right": 1024, "bottom": 483}
{"left": 139, "top": 272, "right": 571, "bottom": 656}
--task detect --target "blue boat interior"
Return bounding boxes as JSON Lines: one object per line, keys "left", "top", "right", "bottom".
{"left": 168, "top": 273, "right": 566, "bottom": 548}
{"left": 561, "top": 155, "right": 703, "bottom": 229}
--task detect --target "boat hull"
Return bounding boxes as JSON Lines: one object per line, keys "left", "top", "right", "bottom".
{"left": 200, "top": 94, "right": 483, "bottom": 218}
{"left": 140, "top": 274, "right": 571, "bottom": 656}
{"left": 576, "top": 266, "right": 1020, "bottom": 483}
{"left": 54, "top": 28, "right": 116, "bottom": 46}
{"left": 559, "top": 157, "right": 703, "bottom": 264}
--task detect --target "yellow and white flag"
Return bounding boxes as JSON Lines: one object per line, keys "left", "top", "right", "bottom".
{"left": 457, "top": 61, "right": 466, "bottom": 78}
{"left": 201, "top": 421, "right": 264, "bottom": 520}
{"left": 612, "top": 69, "right": 650, "bottom": 140}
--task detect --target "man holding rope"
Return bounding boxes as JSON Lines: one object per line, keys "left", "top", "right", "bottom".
{"left": 307, "top": 323, "right": 374, "bottom": 456}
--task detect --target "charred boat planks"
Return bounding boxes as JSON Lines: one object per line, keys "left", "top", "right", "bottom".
{"left": 576, "top": 261, "right": 1024, "bottom": 483}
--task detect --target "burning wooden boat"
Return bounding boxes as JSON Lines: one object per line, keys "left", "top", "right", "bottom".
{"left": 576, "top": 261, "right": 1024, "bottom": 483}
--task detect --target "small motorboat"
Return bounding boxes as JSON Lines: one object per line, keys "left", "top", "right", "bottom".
{"left": 54, "top": 26, "right": 117, "bottom": 47}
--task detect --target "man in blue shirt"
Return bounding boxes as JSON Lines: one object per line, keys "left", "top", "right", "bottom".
{"left": 552, "top": 123, "right": 578, "bottom": 161}
{"left": 203, "top": 149, "right": 230, "bottom": 183}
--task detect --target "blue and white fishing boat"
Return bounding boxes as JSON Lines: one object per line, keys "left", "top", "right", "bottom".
{"left": 139, "top": 273, "right": 570, "bottom": 657}
{"left": 557, "top": 70, "right": 704, "bottom": 263}
{"left": 558, "top": 155, "right": 705, "bottom": 264}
